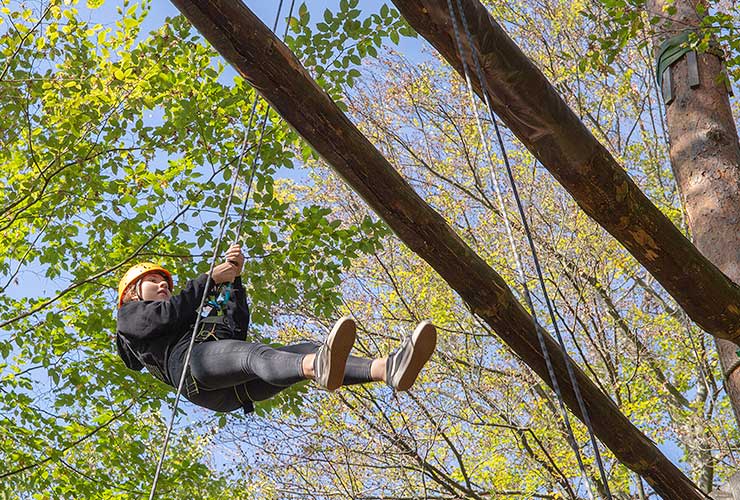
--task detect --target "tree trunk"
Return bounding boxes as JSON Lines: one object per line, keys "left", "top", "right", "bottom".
{"left": 646, "top": 0, "right": 740, "bottom": 429}
{"left": 168, "top": 1, "right": 707, "bottom": 497}
{"left": 389, "top": 0, "right": 740, "bottom": 344}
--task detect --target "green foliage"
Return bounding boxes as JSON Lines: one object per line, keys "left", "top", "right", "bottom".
{"left": 584, "top": 0, "right": 740, "bottom": 82}
{"left": 287, "top": 0, "right": 416, "bottom": 99}
{"left": 2, "top": 0, "right": 738, "bottom": 498}
{"left": 0, "top": 0, "right": 396, "bottom": 496}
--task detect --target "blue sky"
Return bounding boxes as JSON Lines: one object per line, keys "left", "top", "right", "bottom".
{"left": 91, "top": 0, "right": 424, "bottom": 56}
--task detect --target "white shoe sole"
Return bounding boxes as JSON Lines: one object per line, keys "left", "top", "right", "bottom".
{"left": 395, "top": 320, "right": 437, "bottom": 392}
{"left": 323, "top": 316, "right": 356, "bottom": 391}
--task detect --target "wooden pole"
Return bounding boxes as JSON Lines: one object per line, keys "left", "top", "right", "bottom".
{"left": 647, "top": 0, "right": 740, "bottom": 436}
{"left": 167, "top": 1, "right": 707, "bottom": 497}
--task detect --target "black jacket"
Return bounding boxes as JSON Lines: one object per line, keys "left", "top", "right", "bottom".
{"left": 116, "top": 274, "right": 250, "bottom": 385}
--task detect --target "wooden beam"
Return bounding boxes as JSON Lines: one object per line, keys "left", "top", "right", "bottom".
{"left": 391, "top": 0, "right": 740, "bottom": 343}
{"left": 167, "top": 1, "right": 706, "bottom": 497}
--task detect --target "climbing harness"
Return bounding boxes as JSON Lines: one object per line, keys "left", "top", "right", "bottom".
{"left": 205, "top": 282, "right": 232, "bottom": 313}
{"left": 147, "top": 2, "right": 295, "bottom": 498}
{"left": 446, "top": 1, "right": 612, "bottom": 498}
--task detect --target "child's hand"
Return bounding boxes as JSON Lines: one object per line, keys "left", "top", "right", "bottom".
{"left": 224, "top": 244, "right": 244, "bottom": 272}
{"left": 212, "top": 245, "right": 244, "bottom": 284}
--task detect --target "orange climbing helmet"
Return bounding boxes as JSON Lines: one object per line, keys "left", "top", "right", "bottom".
{"left": 117, "top": 262, "right": 173, "bottom": 308}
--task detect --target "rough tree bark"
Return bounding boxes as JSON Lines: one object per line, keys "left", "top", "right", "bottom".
{"left": 390, "top": 0, "right": 740, "bottom": 345}
{"left": 167, "top": 1, "right": 707, "bottom": 498}
{"left": 647, "top": 0, "right": 740, "bottom": 477}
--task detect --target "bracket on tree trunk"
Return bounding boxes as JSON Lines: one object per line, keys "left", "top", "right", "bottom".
{"left": 687, "top": 50, "right": 701, "bottom": 88}
{"left": 656, "top": 31, "right": 733, "bottom": 103}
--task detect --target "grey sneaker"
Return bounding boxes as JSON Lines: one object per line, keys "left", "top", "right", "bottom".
{"left": 386, "top": 320, "right": 437, "bottom": 391}
{"left": 314, "top": 316, "right": 356, "bottom": 391}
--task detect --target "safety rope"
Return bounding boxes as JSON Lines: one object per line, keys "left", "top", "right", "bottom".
{"left": 235, "top": 101, "right": 272, "bottom": 241}
{"left": 446, "top": 1, "right": 613, "bottom": 497}
{"left": 147, "top": 1, "right": 295, "bottom": 497}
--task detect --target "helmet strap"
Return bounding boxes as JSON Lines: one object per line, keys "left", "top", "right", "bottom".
{"left": 135, "top": 279, "right": 144, "bottom": 302}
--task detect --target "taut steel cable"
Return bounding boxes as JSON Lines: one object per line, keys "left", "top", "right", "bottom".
{"left": 446, "top": 0, "right": 613, "bottom": 497}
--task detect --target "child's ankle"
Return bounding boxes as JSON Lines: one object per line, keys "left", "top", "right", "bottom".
{"left": 370, "top": 358, "right": 387, "bottom": 382}
{"left": 302, "top": 354, "right": 316, "bottom": 379}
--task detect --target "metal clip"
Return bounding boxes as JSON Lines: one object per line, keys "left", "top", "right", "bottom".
{"left": 687, "top": 51, "right": 700, "bottom": 88}
{"left": 661, "top": 67, "right": 674, "bottom": 104}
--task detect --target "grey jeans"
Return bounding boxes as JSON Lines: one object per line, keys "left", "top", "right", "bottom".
{"left": 184, "top": 340, "right": 373, "bottom": 413}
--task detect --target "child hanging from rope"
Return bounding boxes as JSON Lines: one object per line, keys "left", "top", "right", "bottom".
{"left": 115, "top": 244, "right": 437, "bottom": 414}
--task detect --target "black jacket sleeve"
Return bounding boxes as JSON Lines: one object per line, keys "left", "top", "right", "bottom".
{"left": 116, "top": 333, "right": 144, "bottom": 371}
{"left": 226, "top": 276, "right": 250, "bottom": 339}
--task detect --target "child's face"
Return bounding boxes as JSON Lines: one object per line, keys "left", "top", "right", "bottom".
{"left": 138, "top": 273, "right": 171, "bottom": 301}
